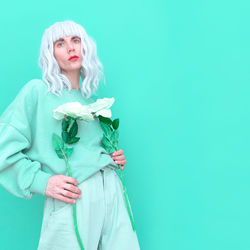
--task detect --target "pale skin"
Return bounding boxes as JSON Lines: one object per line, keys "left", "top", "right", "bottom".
{"left": 44, "top": 36, "right": 127, "bottom": 204}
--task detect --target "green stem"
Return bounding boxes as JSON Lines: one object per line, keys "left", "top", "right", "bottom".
{"left": 114, "top": 146, "right": 136, "bottom": 232}
{"left": 62, "top": 152, "right": 85, "bottom": 250}
{"left": 63, "top": 152, "right": 72, "bottom": 176}
{"left": 67, "top": 119, "right": 75, "bottom": 133}
{"left": 105, "top": 137, "right": 121, "bottom": 170}
{"left": 73, "top": 203, "right": 84, "bottom": 250}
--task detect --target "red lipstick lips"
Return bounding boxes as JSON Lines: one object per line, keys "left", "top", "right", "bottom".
{"left": 68, "top": 55, "right": 79, "bottom": 61}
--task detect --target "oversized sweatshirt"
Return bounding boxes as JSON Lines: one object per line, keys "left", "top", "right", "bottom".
{"left": 0, "top": 79, "right": 119, "bottom": 199}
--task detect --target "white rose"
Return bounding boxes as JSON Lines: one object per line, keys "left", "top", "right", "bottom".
{"left": 87, "top": 98, "right": 115, "bottom": 113}
{"left": 53, "top": 102, "right": 94, "bottom": 121}
{"left": 95, "top": 109, "right": 112, "bottom": 118}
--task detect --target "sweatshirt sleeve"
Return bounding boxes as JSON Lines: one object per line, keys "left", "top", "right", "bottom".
{"left": 0, "top": 80, "right": 52, "bottom": 199}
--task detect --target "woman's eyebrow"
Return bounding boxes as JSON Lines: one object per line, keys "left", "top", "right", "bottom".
{"left": 54, "top": 36, "right": 80, "bottom": 44}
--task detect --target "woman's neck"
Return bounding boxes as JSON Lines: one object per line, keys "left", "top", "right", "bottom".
{"left": 62, "top": 69, "right": 81, "bottom": 89}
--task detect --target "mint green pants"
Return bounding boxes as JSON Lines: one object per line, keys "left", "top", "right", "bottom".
{"left": 37, "top": 166, "right": 140, "bottom": 250}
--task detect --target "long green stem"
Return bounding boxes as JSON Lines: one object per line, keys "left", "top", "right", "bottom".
{"left": 63, "top": 153, "right": 85, "bottom": 250}
{"left": 119, "top": 167, "right": 136, "bottom": 231}
{"left": 114, "top": 146, "right": 136, "bottom": 232}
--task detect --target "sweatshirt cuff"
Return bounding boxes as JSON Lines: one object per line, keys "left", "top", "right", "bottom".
{"left": 30, "top": 170, "right": 52, "bottom": 196}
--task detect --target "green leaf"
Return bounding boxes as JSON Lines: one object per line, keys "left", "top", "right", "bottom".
{"left": 101, "top": 135, "right": 114, "bottom": 153}
{"left": 100, "top": 121, "right": 112, "bottom": 136}
{"left": 68, "top": 120, "right": 78, "bottom": 138}
{"left": 113, "top": 142, "right": 118, "bottom": 151}
{"left": 110, "top": 130, "right": 119, "bottom": 145}
{"left": 102, "top": 136, "right": 114, "bottom": 154}
{"left": 62, "top": 131, "right": 69, "bottom": 143}
{"left": 101, "top": 134, "right": 112, "bottom": 148}
{"left": 67, "top": 136, "right": 80, "bottom": 144}
{"left": 52, "top": 133, "right": 64, "bottom": 150}
{"left": 98, "top": 115, "right": 112, "bottom": 125}
{"left": 112, "top": 118, "right": 119, "bottom": 130}
{"left": 62, "top": 119, "right": 68, "bottom": 131}
{"left": 64, "top": 147, "right": 74, "bottom": 157}
{"left": 105, "top": 146, "right": 114, "bottom": 154}
{"left": 55, "top": 148, "right": 64, "bottom": 159}
{"left": 67, "top": 115, "right": 73, "bottom": 122}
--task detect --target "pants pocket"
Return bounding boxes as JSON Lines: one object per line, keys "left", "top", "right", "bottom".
{"left": 51, "top": 198, "right": 72, "bottom": 216}
{"left": 38, "top": 198, "right": 78, "bottom": 249}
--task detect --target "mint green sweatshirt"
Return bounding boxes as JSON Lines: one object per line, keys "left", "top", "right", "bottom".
{"left": 0, "top": 79, "right": 118, "bottom": 199}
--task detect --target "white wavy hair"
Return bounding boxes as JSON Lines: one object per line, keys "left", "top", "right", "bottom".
{"left": 38, "top": 20, "right": 106, "bottom": 98}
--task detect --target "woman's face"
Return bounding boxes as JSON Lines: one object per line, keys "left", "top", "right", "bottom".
{"left": 53, "top": 35, "right": 83, "bottom": 73}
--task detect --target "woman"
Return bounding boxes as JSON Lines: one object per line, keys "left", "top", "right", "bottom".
{"left": 0, "top": 20, "right": 140, "bottom": 250}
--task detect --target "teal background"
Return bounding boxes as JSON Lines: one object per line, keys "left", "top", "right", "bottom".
{"left": 0, "top": 0, "right": 250, "bottom": 249}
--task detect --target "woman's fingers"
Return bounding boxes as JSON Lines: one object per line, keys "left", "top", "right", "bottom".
{"left": 54, "top": 193, "right": 77, "bottom": 204}
{"left": 63, "top": 183, "right": 81, "bottom": 195}
{"left": 64, "top": 175, "right": 79, "bottom": 186}
{"left": 45, "top": 175, "right": 81, "bottom": 204}
{"left": 114, "top": 159, "right": 127, "bottom": 165}
{"left": 110, "top": 149, "right": 124, "bottom": 157}
{"left": 61, "top": 188, "right": 81, "bottom": 200}
{"left": 112, "top": 155, "right": 125, "bottom": 161}
{"left": 109, "top": 149, "right": 127, "bottom": 169}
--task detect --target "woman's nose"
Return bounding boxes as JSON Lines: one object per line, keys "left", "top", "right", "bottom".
{"left": 67, "top": 43, "right": 75, "bottom": 52}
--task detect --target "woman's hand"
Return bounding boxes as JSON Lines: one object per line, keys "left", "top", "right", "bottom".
{"left": 110, "top": 149, "right": 127, "bottom": 170}
{"left": 45, "top": 175, "right": 82, "bottom": 203}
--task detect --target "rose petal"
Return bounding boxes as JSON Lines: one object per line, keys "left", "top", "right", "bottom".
{"left": 95, "top": 109, "right": 112, "bottom": 118}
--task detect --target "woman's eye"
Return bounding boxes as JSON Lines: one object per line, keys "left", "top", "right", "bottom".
{"left": 57, "top": 42, "right": 63, "bottom": 47}
{"left": 74, "top": 39, "right": 80, "bottom": 43}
